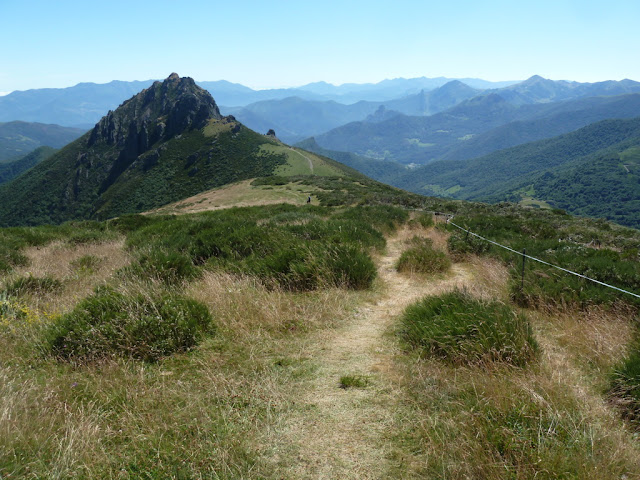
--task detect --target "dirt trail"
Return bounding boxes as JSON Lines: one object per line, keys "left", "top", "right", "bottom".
{"left": 289, "top": 147, "right": 314, "bottom": 174}
{"left": 264, "top": 226, "right": 474, "bottom": 478}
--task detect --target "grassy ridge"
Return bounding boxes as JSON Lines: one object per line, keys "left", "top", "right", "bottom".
{"left": 119, "top": 204, "right": 407, "bottom": 291}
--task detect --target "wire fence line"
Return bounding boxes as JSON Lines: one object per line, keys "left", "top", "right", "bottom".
{"left": 426, "top": 212, "right": 640, "bottom": 300}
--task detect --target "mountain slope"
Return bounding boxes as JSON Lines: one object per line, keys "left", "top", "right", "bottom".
{"left": 0, "top": 121, "right": 84, "bottom": 162}
{"left": 0, "top": 146, "right": 56, "bottom": 185}
{"left": 439, "top": 93, "right": 640, "bottom": 161}
{"left": 0, "top": 74, "right": 294, "bottom": 226}
{"left": 313, "top": 92, "right": 640, "bottom": 165}
{"left": 396, "top": 117, "right": 640, "bottom": 227}
{"left": 511, "top": 145, "right": 640, "bottom": 227}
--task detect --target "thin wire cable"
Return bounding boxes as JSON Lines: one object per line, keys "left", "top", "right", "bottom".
{"left": 445, "top": 218, "right": 640, "bottom": 300}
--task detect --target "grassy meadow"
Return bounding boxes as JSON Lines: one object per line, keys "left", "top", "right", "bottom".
{"left": 1, "top": 176, "right": 640, "bottom": 478}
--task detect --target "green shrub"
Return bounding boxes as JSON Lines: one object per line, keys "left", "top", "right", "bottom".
{"left": 65, "top": 229, "right": 117, "bottom": 245}
{"left": 400, "top": 290, "right": 538, "bottom": 366}
{"left": 122, "top": 250, "right": 200, "bottom": 285}
{"left": 396, "top": 237, "right": 451, "bottom": 274}
{"left": 447, "top": 230, "right": 491, "bottom": 260}
{"left": 46, "top": 287, "right": 214, "bottom": 362}
{"left": 3, "top": 275, "right": 63, "bottom": 297}
{"left": 122, "top": 205, "right": 384, "bottom": 292}
{"left": 107, "top": 214, "right": 163, "bottom": 233}
{"left": 325, "top": 244, "right": 377, "bottom": 289}
{"left": 409, "top": 213, "right": 434, "bottom": 229}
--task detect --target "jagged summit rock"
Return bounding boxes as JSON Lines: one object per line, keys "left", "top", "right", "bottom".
{"left": 88, "top": 73, "right": 221, "bottom": 149}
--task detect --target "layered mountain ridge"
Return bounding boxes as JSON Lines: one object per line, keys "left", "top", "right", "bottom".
{"left": 0, "top": 74, "right": 290, "bottom": 226}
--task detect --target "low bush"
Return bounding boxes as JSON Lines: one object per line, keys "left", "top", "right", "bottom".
{"left": 46, "top": 286, "right": 214, "bottom": 362}
{"left": 122, "top": 250, "right": 201, "bottom": 285}
{"left": 71, "top": 254, "right": 102, "bottom": 273}
{"left": 123, "top": 205, "right": 384, "bottom": 291}
{"left": 396, "top": 237, "right": 451, "bottom": 274}
{"left": 400, "top": 290, "right": 538, "bottom": 366}
{"left": 409, "top": 213, "right": 434, "bottom": 229}
{"left": 447, "top": 230, "right": 491, "bottom": 261}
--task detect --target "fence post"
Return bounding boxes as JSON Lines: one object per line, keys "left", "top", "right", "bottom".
{"left": 521, "top": 248, "right": 526, "bottom": 291}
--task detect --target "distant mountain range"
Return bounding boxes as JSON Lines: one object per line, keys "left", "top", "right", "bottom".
{"left": 311, "top": 91, "right": 640, "bottom": 164}
{"left": 0, "top": 76, "right": 518, "bottom": 130}
{"left": 225, "top": 81, "right": 482, "bottom": 143}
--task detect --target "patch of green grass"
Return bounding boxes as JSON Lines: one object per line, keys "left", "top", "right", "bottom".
{"left": 3, "top": 275, "right": 63, "bottom": 297}
{"left": 71, "top": 254, "right": 102, "bottom": 273}
{"left": 339, "top": 374, "right": 370, "bottom": 389}
{"left": 400, "top": 289, "right": 538, "bottom": 367}
{"left": 396, "top": 237, "right": 451, "bottom": 274}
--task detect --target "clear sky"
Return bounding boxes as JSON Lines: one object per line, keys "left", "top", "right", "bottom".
{"left": 1, "top": 0, "right": 639, "bottom": 94}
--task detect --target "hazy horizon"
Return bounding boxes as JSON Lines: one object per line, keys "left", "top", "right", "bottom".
{"left": 2, "top": 0, "right": 639, "bottom": 93}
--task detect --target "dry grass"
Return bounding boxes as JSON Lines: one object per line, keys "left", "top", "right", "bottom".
{"left": 9, "top": 239, "right": 131, "bottom": 314}
{"left": 150, "top": 179, "right": 321, "bottom": 215}
{"left": 1, "top": 269, "right": 367, "bottom": 478}
{"left": 187, "top": 271, "right": 365, "bottom": 340}
{"left": 390, "top": 230, "right": 640, "bottom": 479}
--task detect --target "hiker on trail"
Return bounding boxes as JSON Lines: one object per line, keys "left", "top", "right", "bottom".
{"left": 307, "top": 196, "right": 311, "bottom": 204}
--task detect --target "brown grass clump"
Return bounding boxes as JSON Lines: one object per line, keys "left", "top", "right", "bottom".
{"left": 187, "top": 271, "right": 363, "bottom": 340}
{"left": 10, "top": 239, "right": 131, "bottom": 314}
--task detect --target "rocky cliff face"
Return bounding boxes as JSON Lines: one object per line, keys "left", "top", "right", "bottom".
{"left": 89, "top": 73, "right": 220, "bottom": 147}
{"left": 84, "top": 74, "right": 221, "bottom": 190}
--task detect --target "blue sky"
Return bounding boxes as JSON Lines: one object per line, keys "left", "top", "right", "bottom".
{"left": 1, "top": 0, "right": 639, "bottom": 93}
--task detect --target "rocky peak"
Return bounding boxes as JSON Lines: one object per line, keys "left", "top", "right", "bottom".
{"left": 88, "top": 73, "right": 221, "bottom": 149}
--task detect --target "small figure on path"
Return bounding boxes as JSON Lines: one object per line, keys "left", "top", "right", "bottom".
{"left": 307, "top": 196, "right": 311, "bottom": 204}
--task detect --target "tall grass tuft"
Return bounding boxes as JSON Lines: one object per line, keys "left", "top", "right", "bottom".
{"left": 609, "top": 342, "right": 640, "bottom": 424}
{"left": 46, "top": 286, "right": 215, "bottom": 362}
{"left": 396, "top": 236, "right": 451, "bottom": 274}
{"left": 400, "top": 289, "right": 538, "bottom": 367}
